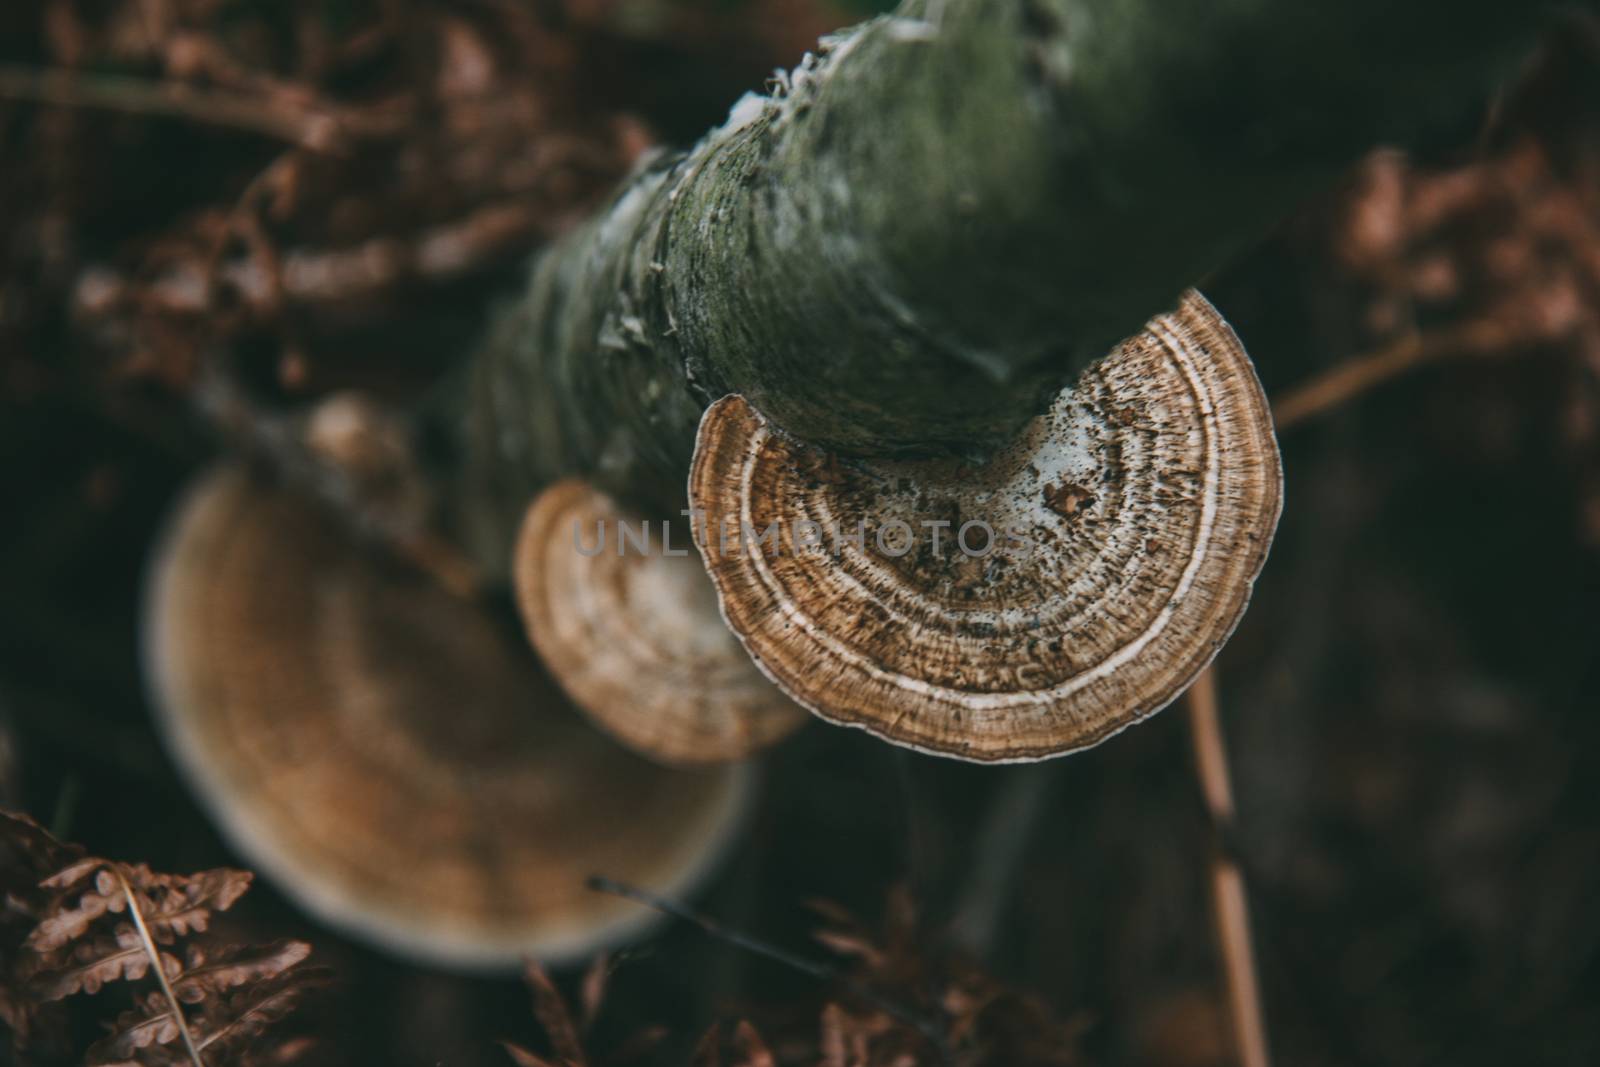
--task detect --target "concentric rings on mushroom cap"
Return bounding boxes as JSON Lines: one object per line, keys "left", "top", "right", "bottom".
{"left": 144, "top": 466, "right": 749, "bottom": 969}
{"left": 689, "top": 290, "right": 1283, "bottom": 763}
{"left": 514, "top": 479, "right": 808, "bottom": 766}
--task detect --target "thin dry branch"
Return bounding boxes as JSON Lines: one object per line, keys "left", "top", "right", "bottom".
{"left": 1185, "top": 669, "right": 1271, "bottom": 1067}
{"left": 1272, "top": 333, "right": 1441, "bottom": 430}
{"left": 115, "top": 868, "right": 206, "bottom": 1067}
{"left": 0, "top": 63, "right": 384, "bottom": 151}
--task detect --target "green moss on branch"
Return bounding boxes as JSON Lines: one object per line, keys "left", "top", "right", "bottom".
{"left": 456, "top": 0, "right": 1565, "bottom": 553}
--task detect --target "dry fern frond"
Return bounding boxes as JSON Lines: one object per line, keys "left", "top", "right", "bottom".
{"left": 25, "top": 924, "right": 177, "bottom": 1001}
{"left": 0, "top": 812, "right": 83, "bottom": 887}
{"left": 181, "top": 968, "right": 329, "bottom": 1063}
{"left": 797, "top": 891, "right": 1088, "bottom": 1067}
{"left": 729, "top": 1021, "right": 777, "bottom": 1067}
{"left": 504, "top": 962, "right": 589, "bottom": 1067}
{"left": 672, "top": 886, "right": 1088, "bottom": 1067}
{"left": 88, "top": 988, "right": 187, "bottom": 1064}
{"left": 26, "top": 862, "right": 250, "bottom": 953}
{"left": 502, "top": 1041, "right": 564, "bottom": 1067}
{"left": 504, "top": 957, "right": 666, "bottom": 1067}
{"left": 26, "top": 865, "right": 124, "bottom": 952}
{"left": 171, "top": 942, "right": 313, "bottom": 1004}
{"left": 1, "top": 811, "right": 80, "bottom": 1050}
{"left": 526, "top": 962, "right": 587, "bottom": 1066}
{"left": 1, "top": 808, "right": 324, "bottom": 1067}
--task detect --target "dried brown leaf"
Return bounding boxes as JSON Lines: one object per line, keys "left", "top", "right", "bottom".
{"left": 803, "top": 899, "right": 858, "bottom": 926}
{"left": 579, "top": 951, "right": 609, "bottom": 1032}
{"left": 691, "top": 1021, "right": 722, "bottom": 1067}
{"left": 502, "top": 1040, "right": 563, "bottom": 1067}
{"left": 85, "top": 989, "right": 184, "bottom": 1063}
{"left": 27, "top": 925, "right": 179, "bottom": 1000}
{"left": 171, "top": 940, "right": 313, "bottom": 1003}
{"left": 190, "top": 968, "right": 329, "bottom": 1059}
{"left": 26, "top": 866, "right": 120, "bottom": 952}
{"left": 0, "top": 811, "right": 86, "bottom": 893}
{"left": 27, "top": 862, "right": 252, "bottom": 955}
{"left": 524, "top": 962, "right": 586, "bottom": 1067}
{"left": 6, "top": 810, "right": 322, "bottom": 1065}
{"left": 39, "top": 856, "right": 107, "bottom": 891}
{"left": 811, "top": 929, "right": 886, "bottom": 970}
{"left": 136, "top": 866, "right": 254, "bottom": 942}
{"left": 730, "top": 1020, "right": 776, "bottom": 1067}
{"left": 818, "top": 1004, "right": 848, "bottom": 1067}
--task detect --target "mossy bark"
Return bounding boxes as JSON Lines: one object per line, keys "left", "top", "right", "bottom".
{"left": 451, "top": 0, "right": 1566, "bottom": 559}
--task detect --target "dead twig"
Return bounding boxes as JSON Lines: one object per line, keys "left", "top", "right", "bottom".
{"left": 0, "top": 63, "right": 374, "bottom": 152}
{"left": 1272, "top": 333, "right": 1442, "bottom": 431}
{"left": 114, "top": 868, "right": 207, "bottom": 1067}
{"left": 1185, "top": 668, "right": 1271, "bottom": 1067}
{"left": 1271, "top": 307, "right": 1561, "bottom": 430}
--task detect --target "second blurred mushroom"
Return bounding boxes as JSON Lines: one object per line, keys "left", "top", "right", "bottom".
{"left": 144, "top": 466, "right": 749, "bottom": 968}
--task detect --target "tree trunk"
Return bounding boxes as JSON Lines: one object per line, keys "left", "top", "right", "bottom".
{"left": 447, "top": 0, "right": 1567, "bottom": 563}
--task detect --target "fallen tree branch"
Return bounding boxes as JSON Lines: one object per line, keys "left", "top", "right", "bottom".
{"left": 0, "top": 63, "right": 400, "bottom": 152}
{"left": 449, "top": 0, "right": 1573, "bottom": 550}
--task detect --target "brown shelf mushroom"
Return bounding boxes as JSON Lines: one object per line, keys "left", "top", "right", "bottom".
{"left": 144, "top": 466, "right": 749, "bottom": 968}
{"left": 689, "top": 290, "right": 1283, "bottom": 762}
{"left": 513, "top": 479, "right": 809, "bottom": 765}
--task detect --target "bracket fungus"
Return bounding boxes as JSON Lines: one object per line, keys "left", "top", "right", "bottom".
{"left": 144, "top": 466, "right": 748, "bottom": 968}
{"left": 689, "top": 290, "right": 1283, "bottom": 762}
{"left": 513, "top": 479, "right": 809, "bottom": 764}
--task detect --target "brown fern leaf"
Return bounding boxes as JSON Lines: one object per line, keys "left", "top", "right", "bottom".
{"left": 502, "top": 1040, "right": 564, "bottom": 1067}
{"left": 1, "top": 811, "right": 83, "bottom": 1049}
{"left": 525, "top": 962, "right": 587, "bottom": 1067}
{"left": 509, "top": 958, "right": 665, "bottom": 1067}
{"left": 729, "top": 1020, "right": 776, "bottom": 1067}
{"left": 78, "top": 954, "right": 326, "bottom": 1066}
{"left": 187, "top": 968, "right": 331, "bottom": 1062}
{"left": 802, "top": 892, "right": 1089, "bottom": 1067}
{"left": 116, "top": 864, "right": 255, "bottom": 944}
{"left": 26, "top": 866, "right": 123, "bottom": 952}
{"left": 3, "top": 810, "right": 324, "bottom": 1066}
{"left": 26, "top": 862, "right": 251, "bottom": 954}
{"left": 85, "top": 988, "right": 186, "bottom": 1064}
{"left": 26, "top": 924, "right": 179, "bottom": 1000}
{"left": 171, "top": 940, "right": 313, "bottom": 1004}
{"left": 0, "top": 811, "right": 85, "bottom": 897}
{"left": 578, "top": 952, "right": 609, "bottom": 1033}
{"left": 817, "top": 1004, "right": 848, "bottom": 1067}
{"left": 39, "top": 855, "right": 111, "bottom": 891}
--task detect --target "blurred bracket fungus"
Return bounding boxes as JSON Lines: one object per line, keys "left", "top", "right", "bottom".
{"left": 198, "top": 378, "right": 482, "bottom": 601}
{"left": 688, "top": 292, "right": 1283, "bottom": 762}
{"left": 142, "top": 467, "right": 751, "bottom": 968}
{"left": 513, "top": 479, "right": 808, "bottom": 765}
